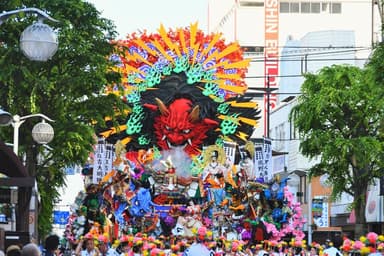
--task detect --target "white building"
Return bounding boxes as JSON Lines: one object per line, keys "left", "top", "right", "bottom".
{"left": 208, "top": 0, "right": 381, "bottom": 137}
{"left": 208, "top": 0, "right": 383, "bottom": 239}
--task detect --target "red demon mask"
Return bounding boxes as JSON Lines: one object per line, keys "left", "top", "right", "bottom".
{"left": 147, "top": 98, "right": 218, "bottom": 156}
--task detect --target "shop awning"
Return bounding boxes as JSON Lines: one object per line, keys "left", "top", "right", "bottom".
{"left": 0, "top": 140, "right": 28, "bottom": 177}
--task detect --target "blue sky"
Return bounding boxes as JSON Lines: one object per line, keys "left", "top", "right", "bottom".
{"left": 87, "top": 0, "right": 209, "bottom": 39}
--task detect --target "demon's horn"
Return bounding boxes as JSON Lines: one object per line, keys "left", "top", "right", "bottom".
{"left": 188, "top": 105, "right": 200, "bottom": 122}
{"left": 155, "top": 97, "right": 169, "bottom": 116}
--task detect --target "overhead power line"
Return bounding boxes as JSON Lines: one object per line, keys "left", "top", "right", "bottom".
{"left": 245, "top": 47, "right": 372, "bottom": 60}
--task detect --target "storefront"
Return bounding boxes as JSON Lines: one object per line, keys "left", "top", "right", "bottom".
{"left": 0, "top": 140, "right": 31, "bottom": 250}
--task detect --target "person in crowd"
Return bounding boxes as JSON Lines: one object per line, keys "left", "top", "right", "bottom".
{"left": 377, "top": 243, "right": 384, "bottom": 256}
{"left": 182, "top": 226, "right": 211, "bottom": 256}
{"left": 43, "top": 234, "right": 60, "bottom": 256}
{"left": 21, "top": 244, "right": 40, "bottom": 256}
{"left": 6, "top": 245, "right": 21, "bottom": 256}
{"left": 75, "top": 234, "right": 97, "bottom": 256}
{"left": 309, "top": 245, "right": 320, "bottom": 256}
{"left": 118, "top": 235, "right": 131, "bottom": 256}
{"left": 323, "top": 239, "right": 342, "bottom": 256}
{"left": 96, "top": 235, "right": 119, "bottom": 256}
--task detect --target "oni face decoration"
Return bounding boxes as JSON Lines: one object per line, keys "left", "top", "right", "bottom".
{"left": 103, "top": 23, "right": 261, "bottom": 156}
{"left": 152, "top": 98, "right": 218, "bottom": 155}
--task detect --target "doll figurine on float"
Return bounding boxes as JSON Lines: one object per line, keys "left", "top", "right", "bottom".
{"left": 160, "top": 155, "right": 177, "bottom": 191}
{"left": 239, "top": 141, "right": 256, "bottom": 181}
{"left": 202, "top": 147, "right": 227, "bottom": 208}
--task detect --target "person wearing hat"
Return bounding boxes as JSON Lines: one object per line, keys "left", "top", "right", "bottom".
{"left": 118, "top": 235, "right": 131, "bottom": 256}
{"left": 6, "top": 245, "right": 21, "bottom": 256}
{"left": 96, "top": 235, "right": 119, "bottom": 256}
{"left": 75, "top": 234, "right": 97, "bottom": 256}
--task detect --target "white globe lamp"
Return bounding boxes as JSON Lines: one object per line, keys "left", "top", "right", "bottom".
{"left": 32, "top": 120, "right": 54, "bottom": 144}
{"left": 20, "top": 20, "right": 58, "bottom": 61}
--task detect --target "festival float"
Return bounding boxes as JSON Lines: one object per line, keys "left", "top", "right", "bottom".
{"left": 64, "top": 23, "right": 306, "bottom": 246}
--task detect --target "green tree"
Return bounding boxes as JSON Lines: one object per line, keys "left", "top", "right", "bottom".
{"left": 0, "top": 0, "right": 126, "bottom": 239}
{"left": 289, "top": 63, "right": 384, "bottom": 237}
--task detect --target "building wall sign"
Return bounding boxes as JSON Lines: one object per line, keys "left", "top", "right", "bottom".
{"left": 313, "top": 197, "right": 329, "bottom": 227}
{"left": 264, "top": 0, "right": 279, "bottom": 135}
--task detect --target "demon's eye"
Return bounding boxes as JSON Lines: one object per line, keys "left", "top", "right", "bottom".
{"left": 165, "top": 125, "right": 171, "bottom": 131}
{"left": 182, "top": 129, "right": 191, "bottom": 134}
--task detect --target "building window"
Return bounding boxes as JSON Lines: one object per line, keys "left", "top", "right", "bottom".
{"left": 291, "top": 2, "right": 300, "bottom": 13}
{"left": 311, "top": 2, "right": 321, "bottom": 13}
{"left": 321, "top": 2, "right": 329, "bottom": 12}
{"left": 290, "top": 120, "right": 298, "bottom": 140}
{"left": 276, "top": 123, "right": 285, "bottom": 151}
{"left": 301, "top": 2, "right": 311, "bottom": 13}
{"left": 280, "top": 2, "right": 290, "bottom": 13}
{"left": 279, "top": 1, "right": 341, "bottom": 14}
{"left": 331, "top": 2, "right": 342, "bottom": 13}
{"left": 239, "top": 0, "right": 264, "bottom": 7}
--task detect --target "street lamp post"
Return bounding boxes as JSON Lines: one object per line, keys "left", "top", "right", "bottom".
{"left": 0, "top": 7, "right": 58, "bottom": 235}
{"left": 0, "top": 111, "right": 54, "bottom": 155}
{"left": 308, "top": 180, "right": 312, "bottom": 245}
{"left": 289, "top": 169, "right": 312, "bottom": 245}
{"left": 0, "top": 7, "right": 59, "bottom": 61}
{"left": 11, "top": 114, "right": 54, "bottom": 155}
{"left": 0, "top": 110, "right": 54, "bottom": 233}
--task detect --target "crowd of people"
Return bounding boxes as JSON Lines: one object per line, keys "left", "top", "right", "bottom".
{"left": 2, "top": 231, "right": 384, "bottom": 256}
{"left": 40, "top": 230, "right": 384, "bottom": 256}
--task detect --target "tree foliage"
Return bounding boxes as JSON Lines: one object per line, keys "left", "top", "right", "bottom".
{"left": 0, "top": 0, "right": 127, "bottom": 239}
{"left": 289, "top": 60, "right": 384, "bottom": 236}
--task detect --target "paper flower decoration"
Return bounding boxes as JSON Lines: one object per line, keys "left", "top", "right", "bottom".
{"left": 115, "top": 23, "right": 250, "bottom": 100}
{"left": 366, "top": 232, "right": 378, "bottom": 244}
{"left": 101, "top": 23, "right": 260, "bottom": 152}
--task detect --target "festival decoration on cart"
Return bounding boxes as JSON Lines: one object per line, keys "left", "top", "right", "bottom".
{"left": 101, "top": 22, "right": 260, "bottom": 154}
{"left": 63, "top": 23, "right": 306, "bottom": 247}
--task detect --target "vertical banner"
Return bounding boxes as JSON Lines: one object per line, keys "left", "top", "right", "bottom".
{"left": 93, "top": 139, "right": 105, "bottom": 184}
{"left": 93, "top": 139, "right": 114, "bottom": 184}
{"left": 104, "top": 143, "right": 114, "bottom": 175}
{"left": 366, "top": 180, "right": 381, "bottom": 222}
{"left": 264, "top": 0, "right": 279, "bottom": 136}
{"left": 223, "top": 141, "right": 237, "bottom": 165}
{"left": 254, "top": 138, "right": 272, "bottom": 182}
{"left": 254, "top": 143, "right": 264, "bottom": 179}
{"left": 313, "top": 197, "right": 329, "bottom": 227}
{"left": 263, "top": 138, "right": 273, "bottom": 181}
